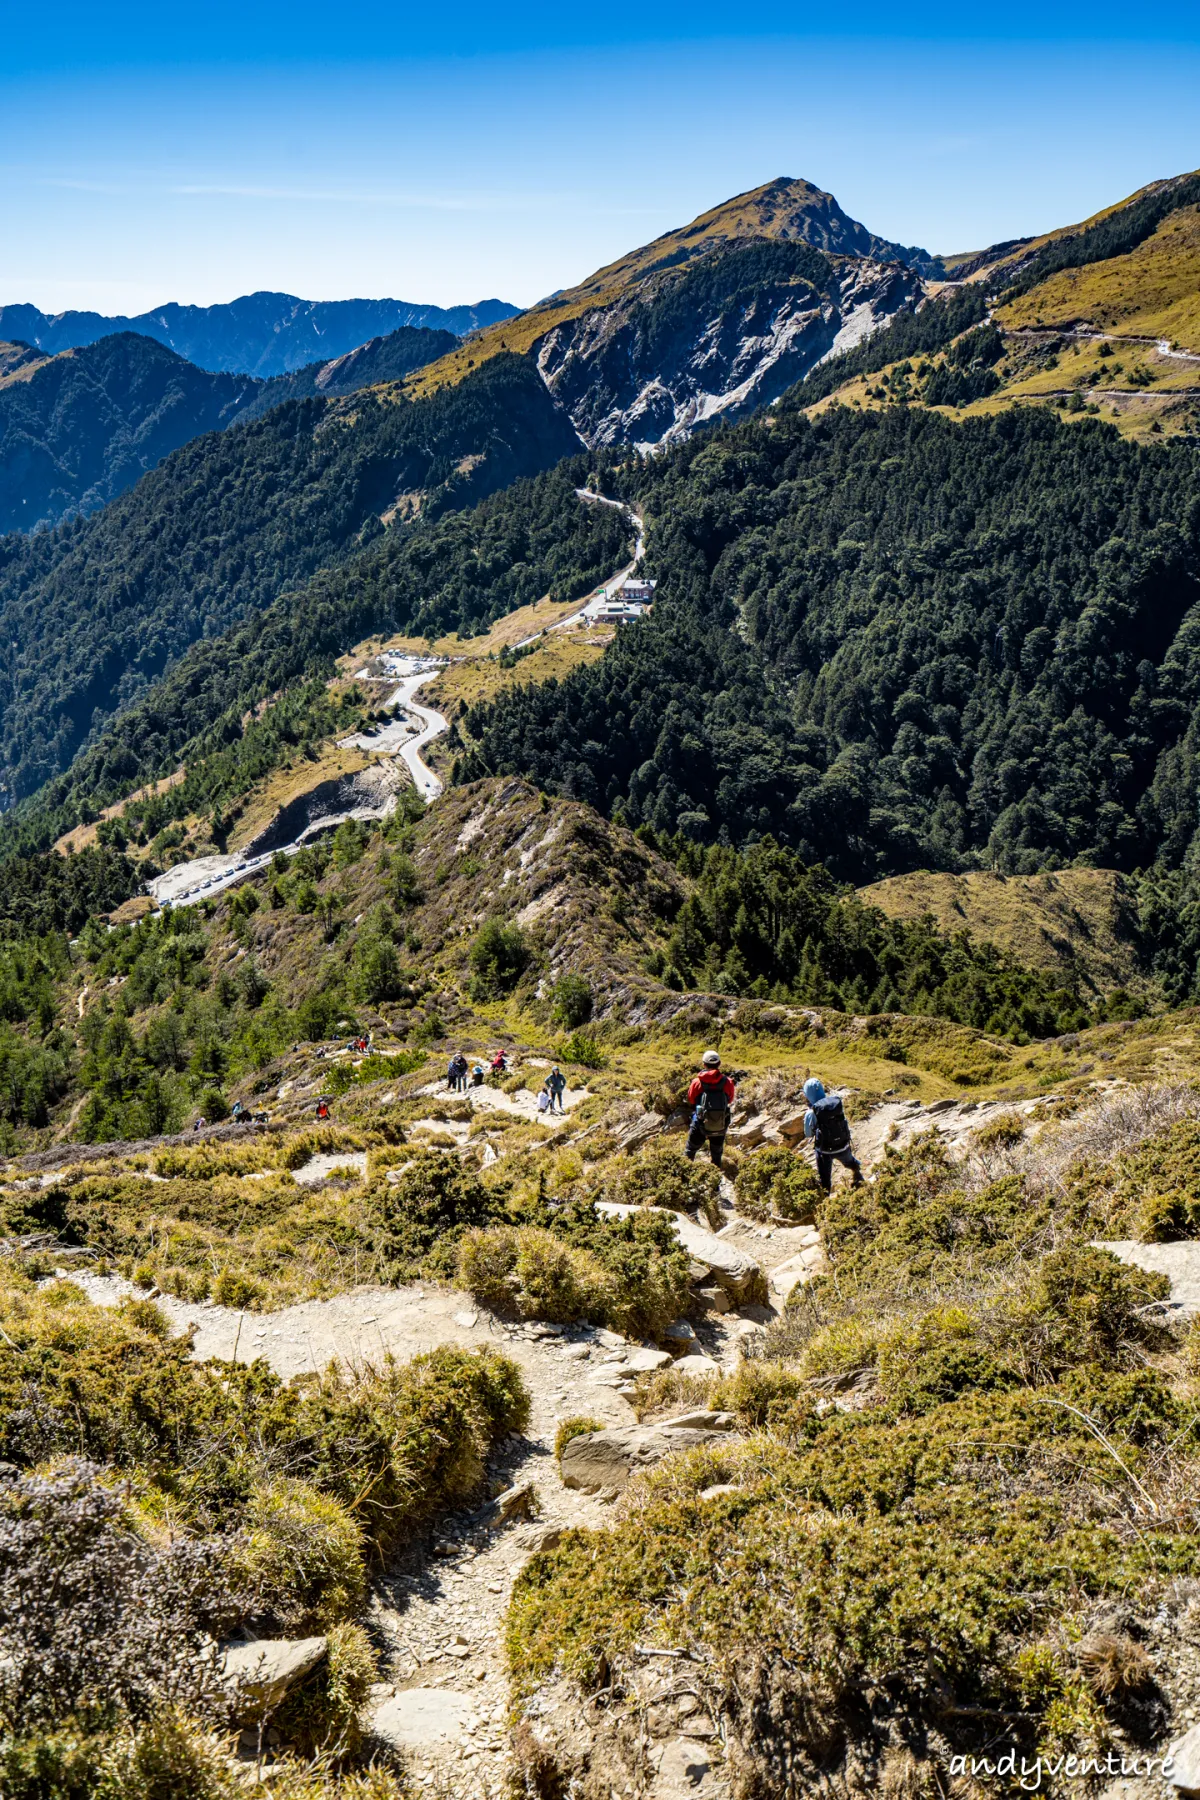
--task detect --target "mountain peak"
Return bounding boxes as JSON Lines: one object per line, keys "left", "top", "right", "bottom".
{"left": 569, "top": 176, "right": 939, "bottom": 302}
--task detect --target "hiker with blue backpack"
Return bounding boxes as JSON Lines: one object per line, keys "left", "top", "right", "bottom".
{"left": 685, "top": 1050, "right": 736, "bottom": 1167}
{"left": 803, "top": 1078, "right": 864, "bottom": 1192}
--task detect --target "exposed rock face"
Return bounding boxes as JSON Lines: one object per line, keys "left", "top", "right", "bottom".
{"left": 537, "top": 256, "right": 922, "bottom": 448}
{"left": 560, "top": 1415, "right": 737, "bottom": 1494}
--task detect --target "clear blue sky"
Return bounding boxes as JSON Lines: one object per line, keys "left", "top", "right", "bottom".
{"left": 2, "top": 0, "right": 1198, "bottom": 314}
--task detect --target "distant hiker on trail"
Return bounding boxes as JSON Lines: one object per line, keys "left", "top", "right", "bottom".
{"left": 536, "top": 1088, "right": 552, "bottom": 1116}
{"left": 803, "top": 1078, "right": 864, "bottom": 1192}
{"left": 685, "top": 1050, "right": 735, "bottom": 1167}
{"left": 447, "top": 1052, "right": 469, "bottom": 1093}
{"left": 316, "top": 1098, "right": 331, "bottom": 1121}
{"left": 471, "top": 1062, "right": 485, "bottom": 1087}
{"left": 546, "top": 1064, "right": 567, "bottom": 1113}
{"left": 489, "top": 1049, "right": 509, "bottom": 1075}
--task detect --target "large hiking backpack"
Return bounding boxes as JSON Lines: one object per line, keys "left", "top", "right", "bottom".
{"left": 811, "top": 1092, "right": 851, "bottom": 1154}
{"left": 696, "top": 1078, "right": 730, "bottom": 1137}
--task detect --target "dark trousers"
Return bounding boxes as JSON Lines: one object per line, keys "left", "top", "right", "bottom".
{"left": 686, "top": 1120, "right": 725, "bottom": 1166}
{"left": 816, "top": 1146, "right": 862, "bottom": 1192}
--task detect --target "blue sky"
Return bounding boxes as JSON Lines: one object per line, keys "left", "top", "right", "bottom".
{"left": 2, "top": 1, "right": 1198, "bottom": 314}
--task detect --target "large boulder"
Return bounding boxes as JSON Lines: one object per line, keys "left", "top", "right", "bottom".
{"left": 221, "top": 1636, "right": 327, "bottom": 1719}
{"left": 561, "top": 1416, "right": 737, "bottom": 1493}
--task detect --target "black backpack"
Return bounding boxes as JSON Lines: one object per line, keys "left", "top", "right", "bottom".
{"left": 811, "top": 1093, "right": 851, "bottom": 1153}
{"left": 696, "top": 1078, "right": 730, "bottom": 1136}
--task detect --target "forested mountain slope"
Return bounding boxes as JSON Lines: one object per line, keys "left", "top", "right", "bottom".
{"left": 462, "top": 405, "right": 1200, "bottom": 881}
{"left": 0, "top": 354, "right": 581, "bottom": 808}
{"left": 235, "top": 324, "right": 459, "bottom": 421}
{"left": 0, "top": 334, "right": 257, "bottom": 532}
{"left": 0, "top": 290, "right": 518, "bottom": 375}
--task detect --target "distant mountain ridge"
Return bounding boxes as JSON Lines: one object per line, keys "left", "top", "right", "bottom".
{"left": 0, "top": 291, "right": 519, "bottom": 377}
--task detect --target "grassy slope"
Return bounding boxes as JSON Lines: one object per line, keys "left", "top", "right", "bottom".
{"left": 805, "top": 179, "right": 1200, "bottom": 441}
{"left": 995, "top": 203, "right": 1200, "bottom": 349}
{"left": 809, "top": 325, "right": 1199, "bottom": 443}
{"left": 860, "top": 867, "right": 1142, "bottom": 996}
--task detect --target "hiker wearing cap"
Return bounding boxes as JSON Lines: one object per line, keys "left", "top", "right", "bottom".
{"left": 803, "top": 1078, "right": 864, "bottom": 1192}
{"left": 685, "top": 1050, "right": 736, "bottom": 1166}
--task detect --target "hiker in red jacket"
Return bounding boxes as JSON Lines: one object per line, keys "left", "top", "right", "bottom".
{"left": 685, "top": 1050, "right": 735, "bottom": 1167}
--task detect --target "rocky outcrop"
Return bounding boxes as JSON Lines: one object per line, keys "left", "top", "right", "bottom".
{"left": 537, "top": 256, "right": 923, "bottom": 448}
{"left": 560, "top": 1414, "right": 737, "bottom": 1494}
{"left": 241, "top": 760, "right": 410, "bottom": 858}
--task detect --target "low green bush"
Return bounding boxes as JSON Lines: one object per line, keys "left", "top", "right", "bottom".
{"left": 369, "top": 1147, "right": 501, "bottom": 1279}
{"left": 506, "top": 1374, "right": 1198, "bottom": 1785}
{"left": 734, "top": 1146, "right": 822, "bottom": 1221}
{"left": 603, "top": 1141, "right": 722, "bottom": 1228}
{"left": 233, "top": 1478, "right": 366, "bottom": 1633}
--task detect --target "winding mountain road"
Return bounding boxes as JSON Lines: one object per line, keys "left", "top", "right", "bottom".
{"left": 143, "top": 502, "right": 642, "bottom": 910}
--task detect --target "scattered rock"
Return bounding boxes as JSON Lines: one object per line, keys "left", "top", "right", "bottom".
{"left": 695, "top": 1285, "right": 733, "bottom": 1314}
{"left": 671, "top": 1354, "right": 721, "bottom": 1378}
{"left": 369, "top": 1686, "right": 474, "bottom": 1751}
{"left": 1168, "top": 1723, "right": 1200, "bottom": 1792}
{"left": 453, "top": 1310, "right": 478, "bottom": 1327}
{"left": 492, "top": 1480, "right": 535, "bottom": 1523}
{"left": 561, "top": 1421, "right": 737, "bottom": 1493}
{"left": 662, "top": 1411, "right": 735, "bottom": 1432}
{"left": 594, "top": 1328, "right": 627, "bottom": 1349}
{"left": 661, "top": 1320, "right": 698, "bottom": 1349}
{"left": 698, "top": 1484, "right": 742, "bottom": 1502}
{"left": 518, "top": 1523, "right": 565, "bottom": 1554}
{"left": 221, "top": 1636, "right": 327, "bottom": 1718}
{"left": 627, "top": 1347, "right": 674, "bottom": 1373}
{"left": 653, "top": 1734, "right": 726, "bottom": 1796}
